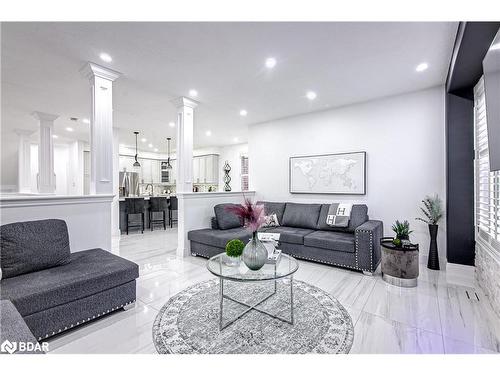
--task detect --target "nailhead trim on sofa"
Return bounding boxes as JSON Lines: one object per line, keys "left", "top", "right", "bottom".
{"left": 37, "top": 300, "right": 136, "bottom": 341}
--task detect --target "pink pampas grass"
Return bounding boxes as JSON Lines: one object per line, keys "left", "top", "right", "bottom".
{"left": 225, "top": 197, "right": 265, "bottom": 233}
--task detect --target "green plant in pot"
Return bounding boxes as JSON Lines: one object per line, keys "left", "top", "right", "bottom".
{"left": 391, "top": 220, "right": 412, "bottom": 247}
{"left": 225, "top": 239, "right": 245, "bottom": 266}
{"left": 416, "top": 194, "right": 443, "bottom": 270}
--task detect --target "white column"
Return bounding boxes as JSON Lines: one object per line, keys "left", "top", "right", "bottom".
{"left": 15, "top": 129, "right": 35, "bottom": 193}
{"left": 171, "top": 96, "right": 198, "bottom": 257}
{"left": 32, "top": 111, "right": 58, "bottom": 194}
{"left": 80, "top": 62, "right": 121, "bottom": 195}
{"left": 171, "top": 97, "right": 198, "bottom": 193}
{"left": 111, "top": 127, "right": 121, "bottom": 237}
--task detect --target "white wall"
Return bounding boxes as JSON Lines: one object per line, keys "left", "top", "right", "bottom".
{"left": 249, "top": 87, "right": 446, "bottom": 261}
{"left": 218, "top": 143, "right": 248, "bottom": 191}
{"left": 0, "top": 131, "right": 19, "bottom": 192}
{"left": 0, "top": 195, "right": 113, "bottom": 252}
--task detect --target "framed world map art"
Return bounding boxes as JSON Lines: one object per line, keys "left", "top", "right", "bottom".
{"left": 289, "top": 151, "right": 366, "bottom": 195}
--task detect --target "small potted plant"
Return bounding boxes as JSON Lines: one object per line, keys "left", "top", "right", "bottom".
{"left": 391, "top": 220, "right": 413, "bottom": 247}
{"left": 416, "top": 194, "right": 443, "bottom": 270}
{"left": 225, "top": 239, "right": 245, "bottom": 266}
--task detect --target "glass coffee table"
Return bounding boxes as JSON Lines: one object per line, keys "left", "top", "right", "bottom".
{"left": 207, "top": 253, "right": 299, "bottom": 330}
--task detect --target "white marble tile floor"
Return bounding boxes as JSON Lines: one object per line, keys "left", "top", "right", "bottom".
{"left": 46, "top": 229, "right": 500, "bottom": 354}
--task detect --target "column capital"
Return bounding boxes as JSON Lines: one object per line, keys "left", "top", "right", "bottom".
{"left": 170, "top": 96, "right": 199, "bottom": 109}
{"left": 80, "top": 62, "right": 121, "bottom": 82}
{"left": 31, "top": 111, "right": 59, "bottom": 122}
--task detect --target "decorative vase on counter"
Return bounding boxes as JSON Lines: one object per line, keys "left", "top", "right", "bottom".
{"left": 242, "top": 232, "right": 268, "bottom": 271}
{"left": 427, "top": 224, "right": 440, "bottom": 270}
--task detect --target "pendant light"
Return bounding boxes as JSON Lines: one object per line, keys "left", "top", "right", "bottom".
{"left": 133, "top": 131, "right": 141, "bottom": 168}
{"left": 166, "top": 137, "right": 173, "bottom": 169}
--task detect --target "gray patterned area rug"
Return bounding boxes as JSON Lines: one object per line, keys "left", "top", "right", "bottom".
{"left": 152, "top": 278, "right": 354, "bottom": 354}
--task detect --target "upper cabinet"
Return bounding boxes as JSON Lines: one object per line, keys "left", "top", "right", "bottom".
{"left": 193, "top": 154, "right": 219, "bottom": 184}
{"left": 119, "top": 155, "right": 136, "bottom": 172}
{"left": 119, "top": 154, "right": 218, "bottom": 185}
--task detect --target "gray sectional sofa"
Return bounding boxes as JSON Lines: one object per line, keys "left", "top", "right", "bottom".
{"left": 188, "top": 201, "right": 383, "bottom": 274}
{"left": 0, "top": 219, "right": 139, "bottom": 352}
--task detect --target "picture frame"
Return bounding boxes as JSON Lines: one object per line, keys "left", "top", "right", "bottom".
{"left": 289, "top": 151, "right": 366, "bottom": 195}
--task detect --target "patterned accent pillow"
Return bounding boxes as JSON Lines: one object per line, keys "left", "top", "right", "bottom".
{"left": 262, "top": 213, "right": 280, "bottom": 228}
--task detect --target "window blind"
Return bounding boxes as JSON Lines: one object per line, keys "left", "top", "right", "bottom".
{"left": 474, "top": 77, "right": 500, "bottom": 248}
{"left": 240, "top": 156, "right": 249, "bottom": 191}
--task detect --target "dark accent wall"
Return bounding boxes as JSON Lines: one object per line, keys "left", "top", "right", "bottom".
{"left": 445, "top": 93, "right": 474, "bottom": 265}
{"left": 445, "top": 22, "right": 500, "bottom": 265}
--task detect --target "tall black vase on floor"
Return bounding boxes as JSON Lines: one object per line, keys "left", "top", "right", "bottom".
{"left": 427, "top": 224, "right": 439, "bottom": 270}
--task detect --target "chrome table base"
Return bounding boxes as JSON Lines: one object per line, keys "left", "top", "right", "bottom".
{"left": 218, "top": 276, "right": 295, "bottom": 331}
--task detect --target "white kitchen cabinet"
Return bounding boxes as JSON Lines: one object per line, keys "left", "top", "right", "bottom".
{"left": 193, "top": 157, "right": 200, "bottom": 183}
{"left": 119, "top": 155, "right": 135, "bottom": 172}
{"left": 192, "top": 155, "right": 219, "bottom": 184}
{"left": 140, "top": 158, "right": 152, "bottom": 183}
{"left": 205, "top": 155, "right": 219, "bottom": 184}
{"left": 170, "top": 159, "right": 177, "bottom": 184}
{"left": 151, "top": 160, "right": 160, "bottom": 183}
{"left": 199, "top": 156, "right": 206, "bottom": 183}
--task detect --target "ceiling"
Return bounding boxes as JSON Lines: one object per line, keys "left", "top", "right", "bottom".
{"left": 1, "top": 22, "right": 457, "bottom": 151}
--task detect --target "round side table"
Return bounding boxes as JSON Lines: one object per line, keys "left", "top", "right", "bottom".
{"left": 380, "top": 237, "right": 419, "bottom": 287}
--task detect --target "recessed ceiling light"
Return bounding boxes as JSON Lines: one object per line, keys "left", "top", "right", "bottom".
{"left": 148, "top": 143, "right": 153, "bottom": 148}
{"left": 66, "top": 127, "right": 74, "bottom": 132}
{"left": 99, "top": 52, "right": 112, "bottom": 63}
{"left": 306, "top": 91, "right": 317, "bottom": 100}
{"left": 189, "top": 89, "right": 198, "bottom": 97}
{"left": 205, "top": 130, "right": 212, "bottom": 137}
{"left": 141, "top": 138, "right": 147, "bottom": 143}
{"left": 233, "top": 137, "right": 239, "bottom": 143}
{"left": 169, "top": 122, "right": 175, "bottom": 127}
{"left": 416, "top": 62, "right": 428, "bottom": 72}
{"left": 52, "top": 134, "right": 58, "bottom": 139}
{"left": 154, "top": 148, "right": 158, "bottom": 152}
{"left": 82, "top": 118, "right": 90, "bottom": 124}
{"left": 239, "top": 109, "right": 248, "bottom": 117}
{"left": 265, "top": 57, "right": 277, "bottom": 69}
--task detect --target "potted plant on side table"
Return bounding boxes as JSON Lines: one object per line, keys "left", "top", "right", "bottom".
{"left": 391, "top": 220, "right": 413, "bottom": 247}
{"left": 416, "top": 194, "right": 443, "bottom": 270}
{"left": 380, "top": 219, "right": 419, "bottom": 287}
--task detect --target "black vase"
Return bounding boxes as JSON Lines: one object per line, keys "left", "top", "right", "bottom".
{"left": 427, "top": 224, "right": 439, "bottom": 270}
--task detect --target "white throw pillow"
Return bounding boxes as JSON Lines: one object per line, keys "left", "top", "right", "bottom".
{"left": 263, "top": 213, "right": 280, "bottom": 227}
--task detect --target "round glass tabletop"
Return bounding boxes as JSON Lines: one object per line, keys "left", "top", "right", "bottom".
{"left": 207, "top": 252, "right": 299, "bottom": 282}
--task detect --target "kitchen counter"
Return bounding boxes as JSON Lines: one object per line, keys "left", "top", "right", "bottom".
{"left": 118, "top": 195, "right": 174, "bottom": 202}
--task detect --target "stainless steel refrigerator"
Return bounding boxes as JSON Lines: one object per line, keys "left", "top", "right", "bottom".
{"left": 119, "top": 171, "right": 139, "bottom": 197}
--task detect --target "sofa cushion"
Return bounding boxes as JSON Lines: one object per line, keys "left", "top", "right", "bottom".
{"left": 188, "top": 227, "right": 253, "bottom": 249}
{"left": 214, "top": 204, "right": 243, "bottom": 230}
{"left": 281, "top": 203, "right": 322, "bottom": 229}
{"left": 0, "top": 300, "right": 41, "bottom": 353}
{"left": 0, "top": 248, "right": 139, "bottom": 317}
{"left": 316, "top": 204, "right": 368, "bottom": 233}
{"left": 257, "top": 201, "right": 286, "bottom": 224}
{"left": 304, "top": 231, "right": 356, "bottom": 253}
{"left": 0, "top": 219, "right": 71, "bottom": 279}
{"left": 260, "top": 226, "right": 315, "bottom": 245}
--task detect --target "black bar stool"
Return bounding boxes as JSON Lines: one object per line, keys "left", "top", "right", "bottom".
{"left": 125, "top": 197, "right": 145, "bottom": 234}
{"left": 168, "top": 196, "right": 178, "bottom": 228}
{"left": 149, "top": 197, "right": 168, "bottom": 231}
